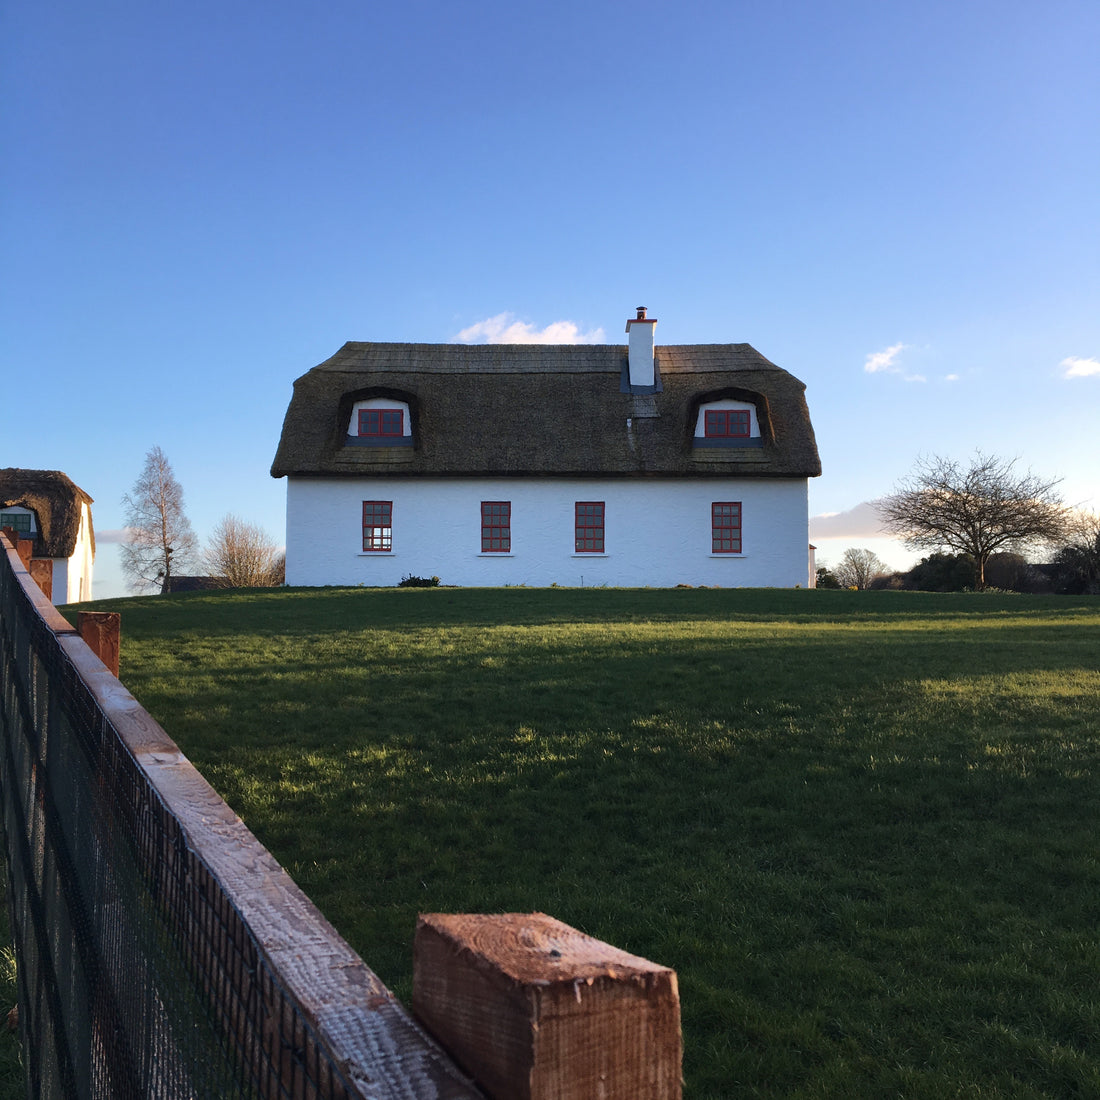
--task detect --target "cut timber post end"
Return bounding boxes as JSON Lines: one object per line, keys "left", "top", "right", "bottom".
{"left": 413, "top": 912, "right": 682, "bottom": 1100}
{"left": 28, "top": 559, "right": 52, "bottom": 601}
{"left": 78, "top": 611, "right": 121, "bottom": 677}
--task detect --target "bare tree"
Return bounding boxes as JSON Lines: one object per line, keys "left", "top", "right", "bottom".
{"left": 1051, "top": 509, "right": 1100, "bottom": 594}
{"left": 120, "top": 446, "right": 198, "bottom": 593}
{"left": 878, "top": 452, "right": 1068, "bottom": 590}
{"left": 833, "top": 547, "right": 889, "bottom": 589}
{"left": 204, "top": 514, "right": 285, "bottom": 588}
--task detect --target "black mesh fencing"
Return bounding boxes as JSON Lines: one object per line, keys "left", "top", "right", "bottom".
{"left": 0, "top": 539, "right": 480, "bottom": 1099}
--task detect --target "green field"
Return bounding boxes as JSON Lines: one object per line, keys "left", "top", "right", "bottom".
{"left": 65, "top": 587, "right": 1100, "bottom": 1097}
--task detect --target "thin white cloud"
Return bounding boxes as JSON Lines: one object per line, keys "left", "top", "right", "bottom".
{"left": 864, "top": 342, "right": 928, "bottom": 383}
{"left": 453, "top": 312, "right": 606, "bottom": 345}
{"left": 809, "top": 502, "right": 888, "bottom": 540}
{"left": 944, "top": 373, "right": 960, "bottom": 382}
{"left": 864, "top": 342, "right": 907, "bottom": 374}
{"left": 1061, "top": 356, "right": 1100, "bottom": 379}
{"left": 96, "top": 528, "right": 133, "bottom": 544}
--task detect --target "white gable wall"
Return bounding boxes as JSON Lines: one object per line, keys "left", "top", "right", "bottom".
{"left": 286, "top": 477, "right": 810, "bottom": 588}
{"left": 51, "top": 501, "right": 94, "bottom": 604}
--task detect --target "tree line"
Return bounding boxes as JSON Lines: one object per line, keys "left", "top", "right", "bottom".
{"left": 818, "top": 452, "right": 1099, "bottom": 594}
{"left": 121, "top": 446, "right": 284, "bottom": 593}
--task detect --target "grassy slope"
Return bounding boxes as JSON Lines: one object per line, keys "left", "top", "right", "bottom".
{"left": 60, "top": 587, "right": 1100, "bottom": 1098}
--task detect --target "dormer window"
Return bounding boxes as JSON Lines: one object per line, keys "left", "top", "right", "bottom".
{"left": 359, "top": 409, "right": 404, "bottom": 437}
{"left": 693, "top": 399, "right": 764, "bottom": 450}
{"left": 704, "top": 409, "right": 750, "bottom": 438}
{"left": 346, "top": 398, "right": 413, "bottom": 447}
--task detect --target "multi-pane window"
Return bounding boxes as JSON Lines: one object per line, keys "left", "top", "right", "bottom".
{"left": 481, "top": 501, "right": 511, "bottom": 552}
{"left": 362, "top": 501, "right": 393, "bottom": 551}
{"left": 358, "top": 409, "right": 404, "bottom": 437}
{"left": 575, "top": 501, "right": 605, "bottom": 552}
{"left": 0, "top": 513, "right": 32, "bottom": 534}
{"left": 712, "top": 502, "right": 742, "bottom": 553}
{"left": 704, "top": 409, "right": 751, "bottom": 438}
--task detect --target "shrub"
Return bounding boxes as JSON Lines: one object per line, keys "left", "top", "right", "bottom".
{"left": 397, "top": 574, "right": 440, "bottom": 588}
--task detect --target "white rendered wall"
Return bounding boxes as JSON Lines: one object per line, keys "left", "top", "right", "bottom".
{"left": 54, "top": 502, "right": 94, "bottom": 604}
{"left": 286, "top": 477, "right": 811, "bottom": 588}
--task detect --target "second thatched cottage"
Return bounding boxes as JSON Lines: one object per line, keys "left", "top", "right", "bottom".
{"left": 271, "top": 309, "right": 821, "bottom": 588}
{"left": 0, "top": 468, "right": 95, "bottom": 603}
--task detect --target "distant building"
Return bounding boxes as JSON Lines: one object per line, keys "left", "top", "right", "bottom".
{"left": 0, "top": 468, "right": 95, "bottom": 603}
{"left": 163, "top": 576, "right": 221, "bottom": 593}
{"left": 272, "top": 308, "right": 821, "bottom": 588}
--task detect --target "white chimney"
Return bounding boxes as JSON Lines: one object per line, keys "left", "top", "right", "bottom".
{"left": 625, "top": 305, "right": 657, "bottom": 388}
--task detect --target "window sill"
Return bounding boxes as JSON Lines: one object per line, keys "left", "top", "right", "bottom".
{"left": 710, "top": 552, "right": 745, "bottom": 557}
{"left": 693, "top": 436, "right": 764, "bottom": 449}
{"left": 572, "top": 552, "right": 608, "bottom": 557}
{"left": 344, "top": 435, "right": 414, "bottom": 448}
{"left": 478, "top": 552, "right": 515, "bottom": 557}
{"left": 359, "top": 551, "right": 395, "bottom": 556}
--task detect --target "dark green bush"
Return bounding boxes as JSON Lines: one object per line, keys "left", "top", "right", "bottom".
{"left": 397, "top": 574, "right": 440, "bottom": 588}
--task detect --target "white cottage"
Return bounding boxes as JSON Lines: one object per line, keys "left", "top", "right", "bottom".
{"left": 271, "top": 309, "right": 821, "bottom": 588}
{"left": 0, "top": 468, "right": 95, "bottom": 603}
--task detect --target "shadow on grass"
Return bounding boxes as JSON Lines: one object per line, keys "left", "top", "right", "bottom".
{"left": 65, "top": 588, "right": 1100, "bottom": 1097}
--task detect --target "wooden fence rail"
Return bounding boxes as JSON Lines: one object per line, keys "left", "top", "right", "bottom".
{"left": 0, "top": 533, "right": 680, "bottom": 1098}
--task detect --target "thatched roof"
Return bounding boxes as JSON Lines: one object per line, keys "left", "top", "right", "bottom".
{"left": 0, "top": 468, "right": 95, "bottom": 557}
{"left": 271, "top": 342, "right": 821, "bottom": 480}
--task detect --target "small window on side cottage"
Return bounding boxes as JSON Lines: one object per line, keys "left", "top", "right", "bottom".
{"left": 0, "top": 511, "right": 33, "bottom": 534}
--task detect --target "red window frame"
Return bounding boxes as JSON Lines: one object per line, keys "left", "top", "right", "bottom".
{"left": 711, "top": 502, "right": 742, "bottom": 554}
{"left": 358, "top": 408, "right": 404, "bottom": 437}
{"left": 575, "top": 501, "right": 605, "bottom": 553}
{"left": 362, "top": 500, "right": 393, "bottom": 551}
{"left": 481, "top": 501, "right": 511, "bottom": 552}
{"left": 704, "top": 409, "right": 751, "bottom": 438}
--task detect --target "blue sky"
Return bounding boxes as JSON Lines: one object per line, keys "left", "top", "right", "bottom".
{"left": 3, "top": 0, "right": 1097, "bottom": 597}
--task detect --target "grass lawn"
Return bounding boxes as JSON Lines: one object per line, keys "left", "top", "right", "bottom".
{"left": 62, "top": 587, "right": 1100, "bottom": 1098}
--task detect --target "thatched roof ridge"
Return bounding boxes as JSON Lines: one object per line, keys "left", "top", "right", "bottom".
{"left": 271, "top": 341, "right": 821, "bottom": 480}
{"left": 0, "top": 468, "right": 95, "bottom": 558}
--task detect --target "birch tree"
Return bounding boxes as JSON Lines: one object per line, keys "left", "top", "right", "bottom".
{"left": 120, "top": 446, "right": 198, "bottom": 592}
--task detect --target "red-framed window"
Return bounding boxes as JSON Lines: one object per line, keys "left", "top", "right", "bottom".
{"left": 704, "top": 409, "right": 751, "bottom": 438}
{"left": 575, "top": 501, "right": 605, "bottom": 553}
{"left": 481, "top": 501, "right": 511, "bottom": 552}
{"left": 363, "top": 501, "right": 393, "bottom": 551}
{"left": 712, "top": 502, "right": 742, "bottom": 553}
{"left": 358, "top": 409, "right": 404, "bottom": 437}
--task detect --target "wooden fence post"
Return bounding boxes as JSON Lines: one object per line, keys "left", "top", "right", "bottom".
{"left": 29, "top": 559, "right": 53, "bottom": 601}
{"left": 78, "top": 611, "right": 121, "bottom": 677}
{"left": 15, "top": 535, "right": 34, "bottom": 569}
{"left": 413, "top": 912, "right": 682, "bottom": 1100}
